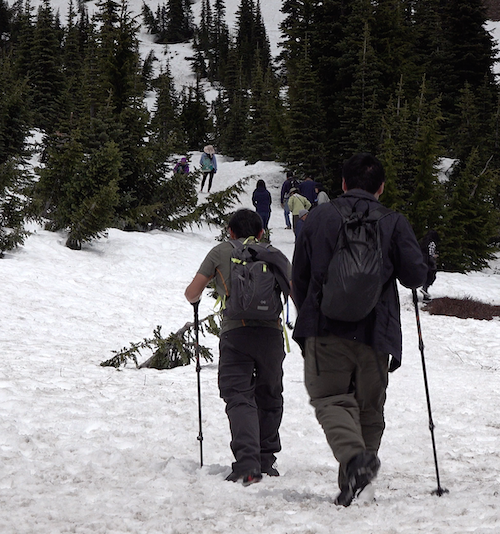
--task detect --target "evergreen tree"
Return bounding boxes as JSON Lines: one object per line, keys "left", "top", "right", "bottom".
{"left": 441, "top": 148, "right": 499, "bottom": 271}
{"left": 211, "top": 0, "right": 230, "bottom": 80}
{"left": 34, "top": 128, "right": 121, "bottom": 248}
{"left": 149, "top": 64, "right": 183, "bottom": 155}
{"left": 141, "top": 1, "right": 158, "bottom": 34}
{"left": 407, "top": 77, "right": 444, "bottom": 238}
{"left": 94, "top": 0, "right": 143, "bottom": 114}
{"left": 30, "top": 0, "right": 64, "bottom": 132}
{"left": 379, "top": 81, "right": 415, "bottom": 213}
{"left": 0, "top": 0, "right": 11, "bottom": 53}
{"left": 11, "top": 0, "right": 35, "bottom": 81}
{"left": 179, "top": 83, "right": 212, "bottom": 149}
{"left": 0, "top": 56, "right": 31, "bottom": 165}
{"left": 165, "top": 0, "right": 194, "bottom": 43}
{"left": 338, "top": 21, "right": 383, "bottom": 159}
{"left": 59, "top": 0, "right": 88, "bottom": 128}
{"left": 64, "top": 142, "right": 121, "bottom": 249}
{"left": 286, "top": 42, "right": 327, "bottom": 180}
{"left": 215, "top": 49, "right": 249, "bottom": 158}
{"left": 243, "top": 56, "right": 274, "bottom": 163}
{"left": 234, "top": 0, "right": 271, "bottom": 87}
{"left": 0, "top": 159, "right": 30, "bottom": 256}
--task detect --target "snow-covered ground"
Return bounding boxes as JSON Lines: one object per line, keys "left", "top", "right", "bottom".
{"left": 3, "top": 1, "right": 500, "bottom": 531}
{"left": 2, "top": 159, "right": 500, "bottom": 533}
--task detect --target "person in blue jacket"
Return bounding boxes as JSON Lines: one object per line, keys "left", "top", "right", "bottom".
{"left": 252, "top": 179, "right": 272, "bottom": 230}
{"left": 298, "top": 176, "right": 317, "bottom": 205}
{"left": 200, "top": 145, "right": 217, "bottom": 192}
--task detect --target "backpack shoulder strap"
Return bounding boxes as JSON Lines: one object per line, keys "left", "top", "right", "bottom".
{"left": 330, "top": 199, "right": 352, "bottom": 220}
{"left": 246, "top": 243, "right": 291, "bottom": 298}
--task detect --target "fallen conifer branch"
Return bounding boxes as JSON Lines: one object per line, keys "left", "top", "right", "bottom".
{"left": 100, "top": 314, "right": 221, "bottom": 370}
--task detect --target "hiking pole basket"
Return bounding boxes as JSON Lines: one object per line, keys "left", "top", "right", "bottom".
{"left": 193, "top": 301, "right": 204, "bottom": 467}
{"left": 412, "top": 289, "right": 448, "bottom": 496}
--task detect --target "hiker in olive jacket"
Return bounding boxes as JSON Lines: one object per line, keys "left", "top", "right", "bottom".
{"left": 287, "top": 188, "right": 311, "bottom": 231}
{"left": 185, "top": 209, "right": 291, "bottom": 487}
{"left": 292, "top": 153, "right": 427, "bottom": 507}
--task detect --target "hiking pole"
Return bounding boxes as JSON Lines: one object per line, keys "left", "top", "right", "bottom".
{"left": 193, "top": 300, "right": 204, "bottom": 467}
{"left": 412, "top": 289, "right": 448, "bottom": 496}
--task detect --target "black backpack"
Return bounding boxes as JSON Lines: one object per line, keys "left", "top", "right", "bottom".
{"left": 224, "top": 239, "right": 290, "bottom": 321}
{"left": 321, "top": 199, "right": 391, "bottom": 322}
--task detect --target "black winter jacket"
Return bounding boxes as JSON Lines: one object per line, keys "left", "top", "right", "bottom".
{"left": 252, "top": 187, "right": 272, "bottom": 214}
{"left": 292, "top": 189, "right": 427, "bottom": 370}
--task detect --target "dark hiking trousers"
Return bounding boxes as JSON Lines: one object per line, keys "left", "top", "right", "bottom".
{"left": 201, "top": 170, "right": 215, "bottom": 191}
{"left": 304, "top": 335, "right": 388, "bottom": 488}
{"left": 219, "top": 327, "right": 285, "bottom": 474}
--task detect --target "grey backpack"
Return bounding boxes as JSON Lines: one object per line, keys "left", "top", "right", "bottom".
{"left": 321, "top": 199, "right": 391, "bottom": 322}
{"left": 225, "top": 240, "right": 290, "bottom": 321}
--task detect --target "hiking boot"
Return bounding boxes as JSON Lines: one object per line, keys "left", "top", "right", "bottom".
{"left": 225, "top": 471, "right": 241, "bottom": 482}
{"left": 420, "top": 287, "right": 431, "bottom": 300}
{"left": 242, "top": 469, "right": 263, "bottom": 487}
{"left": 334, "top": 451, "right": 380, "bottom": 507}
{"left": 263, "top": 462, "right": 280, "bottom": 477}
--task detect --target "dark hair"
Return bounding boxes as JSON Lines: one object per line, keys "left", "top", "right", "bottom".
{"left": 342, "top": 153, "right": 385, "bottom": 194}
{"left": 256, "top": 179, "right": 266, "bottom": 189}
{"left": 228, "top": 209, "right": 263, "bottom": 239}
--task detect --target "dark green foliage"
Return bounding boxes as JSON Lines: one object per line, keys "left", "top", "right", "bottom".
{"left": 440, "top": 149, "right": 499, "bottom": 272}
{"left": 95, "top": 0, "right": 144, "bottom": 115}
{"left": 234, "top": 0, "right": 271, "bottom": 87}
{"left": 285, "top": 45, "right": 327, "bottom": 179}
{"left": 142, "top": 0, "right": 194, "bottom": 43}
{"left": 0, "top": 0, "right": 12, "bottom": 52}
{"left": 178, "top": 84, "right": 212, "bottom": 149}
{"left": 214, "top": 51, "right": 249, "bottom": 158}
{"left": 407, "top": 78, "right": 444, "bottom": 237}
{"left": 0, "top": 159, "right": 30, "bottom": 256}
{"left": 34, "top": 131, "right": 121, "bottom": 248}
{"left": 101, "top": 320, "right": 217, "bottom": 370}
{"left": 167, "top": 177, "right": 248, "bottom": 230}
{"left": 30, "top": 0, "right": 64, "bottom": 132}
{"left": 0, "top": 56, "right": 31, "bottom": 165}
{"left": 150, "top": 65, "right": 185, "bottom": 155}
{"left": 243, "top": 57, "right": 274, "bottom": 163}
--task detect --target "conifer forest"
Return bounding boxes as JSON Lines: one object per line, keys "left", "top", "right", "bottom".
{"left": 1, "top": 0, "right": 499, "bottom": 272}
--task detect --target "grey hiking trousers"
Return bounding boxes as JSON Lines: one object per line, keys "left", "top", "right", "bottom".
{"left": 219, "top": 327, "right": 285, "bottom": 475}
{"left": 304, "top": 335, "right": 389, "bottom": 487}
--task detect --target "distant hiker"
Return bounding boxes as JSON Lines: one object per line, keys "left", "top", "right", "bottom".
{"left": 252, "top": 179, "right": 272, "bottom": 230}
{"left": 295, "top": 208, "right": 308, "bottom": 237}
{"left": 287, "top": 188, "right": 311, "bottom": 231}
{"left": 315, "top": 183, "right": 330, "bottom": 205}
{"left": 174, "top": 157, "right": 189, "bottom": 174}
{"left": 298, "top": 176, "right": 317, "bottom": 205}
{"left": 419, "top": 230, "right": 439, "bottom": 301}
{"left": 184, "top": 209, "right": 292, "bottom": 486}
{"left": 200, "top": 145, "right": 217, "bottom": 192}
{"left": 292, "top": 153, "right": 427, "bottom": 507}
{"left": 280, "top": 172, "right": 295, "bottom": 229}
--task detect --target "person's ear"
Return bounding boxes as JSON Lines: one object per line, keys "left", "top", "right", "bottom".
{"left": 257, "top": 229, "right": 264, "bottom": 240}
{"left": 342, "top": 178, "right": 347, "bottom": 192}
{"left": 229, "top": 228, "right": 237, "bottom": 239}
{"left": 375, "top": 182, "right": 385, "bottom": 199}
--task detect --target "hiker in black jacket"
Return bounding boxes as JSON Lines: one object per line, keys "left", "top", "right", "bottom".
{"left": 292, "top": 153, "right": 427, "bottom": 506}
